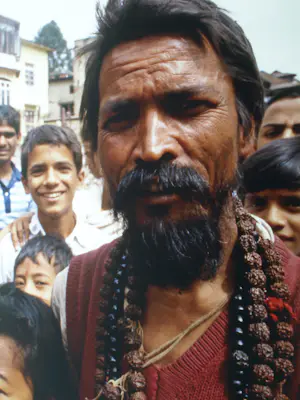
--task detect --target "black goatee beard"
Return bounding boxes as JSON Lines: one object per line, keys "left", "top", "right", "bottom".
{"left": 113, "top": 162, "right": 236, "bottom": 290}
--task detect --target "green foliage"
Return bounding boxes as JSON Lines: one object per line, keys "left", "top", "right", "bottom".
{"left": 35, "top": 20, "right": 73, "bottom": 75}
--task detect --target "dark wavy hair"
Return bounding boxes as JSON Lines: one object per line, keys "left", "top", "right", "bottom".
{"left": 242, "top": 136, "right": 300, "bottom": 193}
{"left": 0, "top": 283, "right": 76, "bottom": 400}
{"left": 14, "top": 234, "right": 73, "bottom": 276}
{"left": 0, "top": 105, "right": 20, "bottom": 133}
{"left": 21, "top": 125, "right": 82, "bottom": 178}
{"left": 80, "top": 0, "right": 264, "bottom": 149}
{"left": 267, "top": 86, "right": 300, "bottom": 108}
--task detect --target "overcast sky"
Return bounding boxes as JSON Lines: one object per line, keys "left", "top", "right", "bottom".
{"left": 2, "top": 0, "right": 300, "bottom": 77}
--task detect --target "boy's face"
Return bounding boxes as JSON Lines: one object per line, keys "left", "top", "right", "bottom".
{"left": 245, "top": 188, "right": 300, "bottom": 255}
{"left": 14, "top": 253, "right": 57, "bottom": 305}
{"left": 22, "top": 144, "right": 84, "bottom": 220}
{"left": 0, "top": 124, "right": 21, "bottom": 166}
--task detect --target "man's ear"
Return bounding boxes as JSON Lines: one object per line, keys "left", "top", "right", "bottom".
{"left": 77, "top": 169, "right": 85, "bottom": 184}
{"left": 17, "top": 132, "right": 22, "bottom": 144}
{"left": 22, "top": 177, "right": 30, "bottom": 194}
{"left": 239, "top": 120, "right": 257, "bottom": 162}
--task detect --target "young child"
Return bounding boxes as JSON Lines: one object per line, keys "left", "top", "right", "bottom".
{"left": 0, "top": 283, "right": 75, "bottom": 399}
{"left": 14, "top": 235, "right": 72, "bottom": 305}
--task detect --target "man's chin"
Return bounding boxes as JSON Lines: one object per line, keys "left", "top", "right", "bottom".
{"left": 123, "top": 215, "right": 222, "bottom": 289}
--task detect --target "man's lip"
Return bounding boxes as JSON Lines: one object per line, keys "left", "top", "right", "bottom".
{"left": 38, "top": 191, "right": 65, "bottom": 198}
{"left": 138, "top": 193, "right": 180, "bottom": 205}
{"left": 277, "top": 234, "right": 294, "bottom": 242}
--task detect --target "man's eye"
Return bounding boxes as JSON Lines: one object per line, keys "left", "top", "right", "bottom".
{"left": 31, "top": 169, "right": 43, "bottom": 176}
{"left": 264, "top": 129, "right": 282, "bottom": 139}
{"left": 15, "top": 280, "right": 24, "bottom": 288}
{"left": 35, "top": 281, "right": 48, "bottom": 288}
{"left": 282, "top": 197, "right": 300, "bottom": 210}
{"left": 251, "top": 197, "right": 267, "bottom": 209}
{"left": 59, "top": 166, "right": 71, "bottom": 173}
{"left": 103, "top": 109, "right": 138, "bottom": 132}
{"left": 168, "top": 99, "right": 215, "bottom": 118}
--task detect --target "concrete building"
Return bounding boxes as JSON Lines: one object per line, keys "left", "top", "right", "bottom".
{"left": 46, "top": 37, "right": 94, "bottom": 136}
{"left": 0, "top": 15, "right": 52, "bottom": 135}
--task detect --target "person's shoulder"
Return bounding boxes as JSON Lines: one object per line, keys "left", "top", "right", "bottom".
{"left": 77, "top": 215, "right": 122, "bottom": 249}
{"left": 69, "top": 239, "right": 118, "bottom": 280}
{"left": 0, "top": 232, "right": 18, "bottom": 283}
{"left": 0, "top": 231, "right": 15, "bottom": 251}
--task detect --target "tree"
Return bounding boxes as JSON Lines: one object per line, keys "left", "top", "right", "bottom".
{"left": 35, "top": 20, "right": 73, "bottom": 75}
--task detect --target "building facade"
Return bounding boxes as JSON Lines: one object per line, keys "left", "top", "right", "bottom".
{"left": 46, "top": 37, "right": 94, "bottom": 136}
{"left": 0, "top": 15, "right": 51, "bottom": 135}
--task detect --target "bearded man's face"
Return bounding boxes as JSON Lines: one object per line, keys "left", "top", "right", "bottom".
{"left": 97, "top": 35, "right": 249, "bottom": 288}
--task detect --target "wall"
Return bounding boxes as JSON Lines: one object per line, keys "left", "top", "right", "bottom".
{"left": 48, "top": 78, "right": 73, "bottom": 120}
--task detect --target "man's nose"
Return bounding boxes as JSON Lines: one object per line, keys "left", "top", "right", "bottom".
{"left": 44, "top": 168, "right": 59, "bottom": 186}
{"left": 0, "top": 135, "right": 7, "bottom": 146}
{"left": 134, "top": 108, "right": 181, "bottom": 165}
{"left": 263, "top": 204, "right": 285, "bottom": 233}
{"left": 282, "top": 127, "right": 295, "bottom": 139}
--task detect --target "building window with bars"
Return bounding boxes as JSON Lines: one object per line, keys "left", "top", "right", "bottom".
{"left": 25, "top": 63, "right": 34, "bottom": 86}
{"left": 0, "top": 80, "right": 11, "bottom": 105}
{"left": 24, "top": 108, "right": 36, "bottom": 133}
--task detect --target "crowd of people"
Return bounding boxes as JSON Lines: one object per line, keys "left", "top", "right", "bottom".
{"left": 0, "top": 0, "right": 299, "bottom": 399}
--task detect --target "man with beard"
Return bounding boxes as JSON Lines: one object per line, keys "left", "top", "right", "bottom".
{"left": 52, "top": 1, "right": 300, "bottom": 399}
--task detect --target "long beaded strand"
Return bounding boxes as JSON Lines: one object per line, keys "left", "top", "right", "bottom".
{"left": 93, "top": 196, "right": 296, "bottom": 400}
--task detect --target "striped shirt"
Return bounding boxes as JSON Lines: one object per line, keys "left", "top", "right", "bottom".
{"left": 0, "top": 163, "right": 36, "bottom": 230}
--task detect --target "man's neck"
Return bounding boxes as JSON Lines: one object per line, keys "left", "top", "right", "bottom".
{"left": 0, "top": 161, "right": 12, "bottom": 180}
{"left": 38, "top": 209, "right": 76, "bottom": 239}
{"left": 143, "top": 198, "right": 238, "bottom": 359}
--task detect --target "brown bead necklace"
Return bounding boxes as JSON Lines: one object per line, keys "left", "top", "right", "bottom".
{"left": 92, "top": 196, "right": 296, "bottom": 400}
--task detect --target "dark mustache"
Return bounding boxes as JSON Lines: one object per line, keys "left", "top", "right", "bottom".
{"left": 114, "top": 163, "right": 211, "bottom": 211}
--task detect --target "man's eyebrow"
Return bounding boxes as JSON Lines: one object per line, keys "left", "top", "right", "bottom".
{"left": 29, "top": 162, "right": 45, "bottom": 171}
{"left": 164, "top": 84, "right": 222, "bottom": 97}
{"left": 100, "top": 98, "right": 135, "bottom": 116}
{"left": 262, "top": 123, "right": 286, "bottom": 129}
{"left": 32, "top": 273, "right": 51, "bottom": 279}
{"left": 100, "top": 84, "right": 221, "bottom": 116}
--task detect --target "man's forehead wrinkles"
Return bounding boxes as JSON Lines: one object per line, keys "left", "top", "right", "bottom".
{"left": 103, "top": 53, "right": 198, "bottom": 82}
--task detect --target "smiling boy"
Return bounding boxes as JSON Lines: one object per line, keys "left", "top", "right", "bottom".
{"left": 0, "top": 125, "right": 113, "bottom": 283}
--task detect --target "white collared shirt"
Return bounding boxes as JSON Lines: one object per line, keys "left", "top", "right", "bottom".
{"left": 0, "top": 211, "right": 121, "bottom": 284}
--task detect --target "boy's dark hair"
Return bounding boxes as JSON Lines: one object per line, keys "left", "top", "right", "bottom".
{"left": 14, "top": 234, "right": 73, "bottom": 276}
{"left": 21, "top": 125, "right": 82, "bottom": 178}
{"left": 242, "top": 136, "right": 300, "bottom": 193}
{"left": 0, "top": 283, "right": 76, "bottom": 400}
{"left": 80, "top": 0, "right": 264, "bottom": 150}
{"left": 0, "top": 105, "right": 20, "bottom": 134}
{"left": 267, "top": 86, "right": 300, "bottom": 108}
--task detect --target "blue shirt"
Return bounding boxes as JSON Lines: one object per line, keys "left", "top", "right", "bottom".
{"left": 0, "top": 163, "right": 36, "bottom": 230}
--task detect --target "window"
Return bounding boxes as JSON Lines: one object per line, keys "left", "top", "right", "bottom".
{"left": 25, "top": 63, "right": 34, "bottom": 86}
{"left": 0, "top": 80, "right": 11, "bottom": 105}
{"left": 24, "top": 109, "right": 35, "bottom": 123}
{"left": 0, "top": 21, "right": 18, "bottom": 55}
{"left": 69, "top": 84, "right": 74, "bottom": 94}
{"left": 24, "top": 107, "right": 36, "bottom": 133}
{"left": 61, "top": 102, "right": 74, "bottom": 117}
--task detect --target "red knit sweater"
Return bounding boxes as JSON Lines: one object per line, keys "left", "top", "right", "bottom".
{"left": 66, "top": 238, "right": 300, "bottom": 400}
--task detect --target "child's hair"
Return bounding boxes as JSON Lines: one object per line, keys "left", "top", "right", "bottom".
{"left": 0, "top": 283, "right": 77, "bottom": 399}
{"left": 14, "top": 235, "right": 73, "bottom": 276}
{"left": 242, "top": 136, "right": 300, "bottom": 193}
{"left": 21, "top": 124, "right": 82, "bottom": 178}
